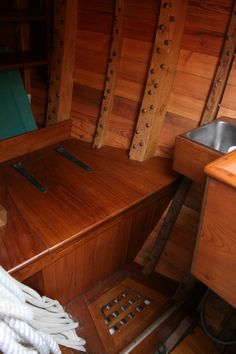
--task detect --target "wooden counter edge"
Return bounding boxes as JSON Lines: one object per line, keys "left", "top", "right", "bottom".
{"left": 205, "top": 150, "right": 236, "bottom": 188}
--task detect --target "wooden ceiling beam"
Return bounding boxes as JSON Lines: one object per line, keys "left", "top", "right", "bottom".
{"left": 46, "top": 0, "right": 77, "bottom": 125}
{"left": 129, "top": 0, "right": 187, "bottom": 161}
{"left": 93, "top": 0, "right": 125, "bottom": 149}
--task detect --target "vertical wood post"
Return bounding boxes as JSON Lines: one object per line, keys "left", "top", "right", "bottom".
{"left": 129, "top": 0, "right": 187, "bottom": 161}
{"left": 15, "top": 0, "right": 31, "bottom": 95}
{"left": 46, "top": 0, "right": 77, "bottom": 125}
{"left": 200, "top": 0, "right": 236, "bottom": 125}
{"left": 93, "top": 0, "right": 125, "bottom": 148}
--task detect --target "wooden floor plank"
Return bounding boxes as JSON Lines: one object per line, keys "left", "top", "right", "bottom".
{"left": 171, "top": 327, "right": 220, "bottom": 354}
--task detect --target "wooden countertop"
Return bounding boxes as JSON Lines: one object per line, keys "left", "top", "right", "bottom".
{"left": 0, "top": 139, "right": 177, "bottom": 275}
{"left": 205, "top": 150, "right": 236, "bottom": 188}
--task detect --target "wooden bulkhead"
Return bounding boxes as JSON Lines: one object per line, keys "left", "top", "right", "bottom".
{"left": 0, "top": 0, "right": 236, "bottom": 353}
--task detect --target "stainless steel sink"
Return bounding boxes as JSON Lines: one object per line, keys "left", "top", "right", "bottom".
{"left": 185, "top": 120, "right": 236, "bottom": 153}
{"left": 173, "top": 119, "right": 236, "bottom": 184}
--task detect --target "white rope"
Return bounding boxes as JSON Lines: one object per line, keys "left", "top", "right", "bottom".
{"left": 0, "top": 321, "right": 37, "bottom": 354}
{"left": 0, "top": 266, "right": 25, "bottom": 303}
{"left": 0, "top": 266, "right": 86, "bottom": 353}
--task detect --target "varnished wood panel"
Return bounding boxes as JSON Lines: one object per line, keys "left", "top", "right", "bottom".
{"left": 71, "top": 0, "right": 160, "bottom": 149}
{"left": 0, "top": 120, "right": 72, "bottom": 163}
{"left": 27, "top": 192, "right": 173, "bottom": 305}
{"left": 192, "top": 178, "right": 236, "bottom": 307}
{"left": 71, "top": 0, "right": 235, "bottom": 157}
{"left": 0, "top": 138, "right": 177, "bottom": 280}
{"left": 173, "top": 135, "right": 221, "bottom": 184}
{"left": 205, "top": 149, "right": 236, "bottom": 187}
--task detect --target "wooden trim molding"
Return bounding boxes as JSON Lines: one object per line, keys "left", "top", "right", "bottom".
{"left": 93, "top": 0, "right": 125, "bottom": 148}
{"left": 46, "top": 0, "right": 77, "bottom": 125}
{"left": 0, "top": 120, "right": 72, "bottom": 163}
{"left": 200, "top": 0, "right": 236, "bottom": 125}
{"left": 129, "top": 0, "right": 187, "bottom": 161}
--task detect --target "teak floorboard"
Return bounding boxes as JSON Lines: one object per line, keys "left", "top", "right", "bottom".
{"left": 0, "top": 139, "right": 177, "bottom": 276}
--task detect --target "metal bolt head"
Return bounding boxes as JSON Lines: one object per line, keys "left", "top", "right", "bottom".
{"left": 150, "top": 105, "right": 154, "bottom": 110}
{"left": 135, "top": 129, "right": 140, "bottom": 134}
{"left": 159, "top": 24, "right": 165, "bottom": 30}
{"left": 148, "top": 90, "right": 152, "bottom": 95}
{"left": 163, "top": 2, "right": 170, "bottom": 8}
{"left": 150, "top": 68, "right": 155, "bottom": 74}
{"left": 133, "top": 144, "right": 137, "bottom": 149}
{"left": 160, "top": 63, "right": 165, "bottom": 69}
{"left": 146, "top": 122, "right": 151, "bottom": 128}
{"left": 142, "top": 108, "right": 147, "bottom": 113}
{"left": 154, "top": 82, "right": 158, "bottom": 88}
{"left": 169, "top": 16, "right": 175, "bottom": 22}
{"left": 139, "top": 141, "right": 144, "bottom": 147}
{"left": 156, "top": 47, "right": 161, "bottom": 53}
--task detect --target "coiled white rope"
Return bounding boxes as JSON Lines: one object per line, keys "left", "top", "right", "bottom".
{"left": 0, "top": 266, "right": 86, "bottom": 353}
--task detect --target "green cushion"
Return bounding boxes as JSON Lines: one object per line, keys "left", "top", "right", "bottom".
{"left": 0, "top": 69, "right": 37, "bottom": 140}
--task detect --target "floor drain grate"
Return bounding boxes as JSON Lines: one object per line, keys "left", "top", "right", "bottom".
{"left": 101, "top": 289, "right": 153, "bottom": 335}
{"left": 89, "top": 278, "right": 169, "bottom": 353}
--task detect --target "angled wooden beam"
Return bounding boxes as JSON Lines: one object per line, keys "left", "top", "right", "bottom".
{"left": 129, "top": 0, "right": 187, "bottom": 161}
{"left": 200, "top": 0, "right": 236, "bottom": 125}
{"left": 46, "top": 0, "right": 77, "bottom": 125}
{"left": 93, "top": 0, "right": 125, "bottom": 148}
{"left": 142, "top": 176, "right": 191, "bottom": 275}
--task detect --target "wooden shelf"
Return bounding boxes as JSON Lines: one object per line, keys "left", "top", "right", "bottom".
{"left": 0, "top": 9, "right": 45, "bottom": 22}
{"left": 0, "top": 51, "right": 47, "bottom": 70}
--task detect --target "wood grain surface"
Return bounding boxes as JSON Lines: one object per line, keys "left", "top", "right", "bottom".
{"left": 173, "top": 135, "right": 221, "bottom": 184}
{"left": 192, "top": 178, "right": 236, "bottom": 307}
{"left": 0, "top": 139, "right": 177, "bottom": 284}
{"left": 205, "top": 149, "right": 236, "bottom": 188}
{"left": 0, "top": 120, "right": 72, "bottom": 164}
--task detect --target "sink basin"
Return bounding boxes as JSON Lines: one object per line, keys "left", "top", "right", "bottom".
{"left": 185, "top": 120, "right": 236, "bottom": 153}
{"left": 173, "top": 119, "right": 236, "bottom": 184}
